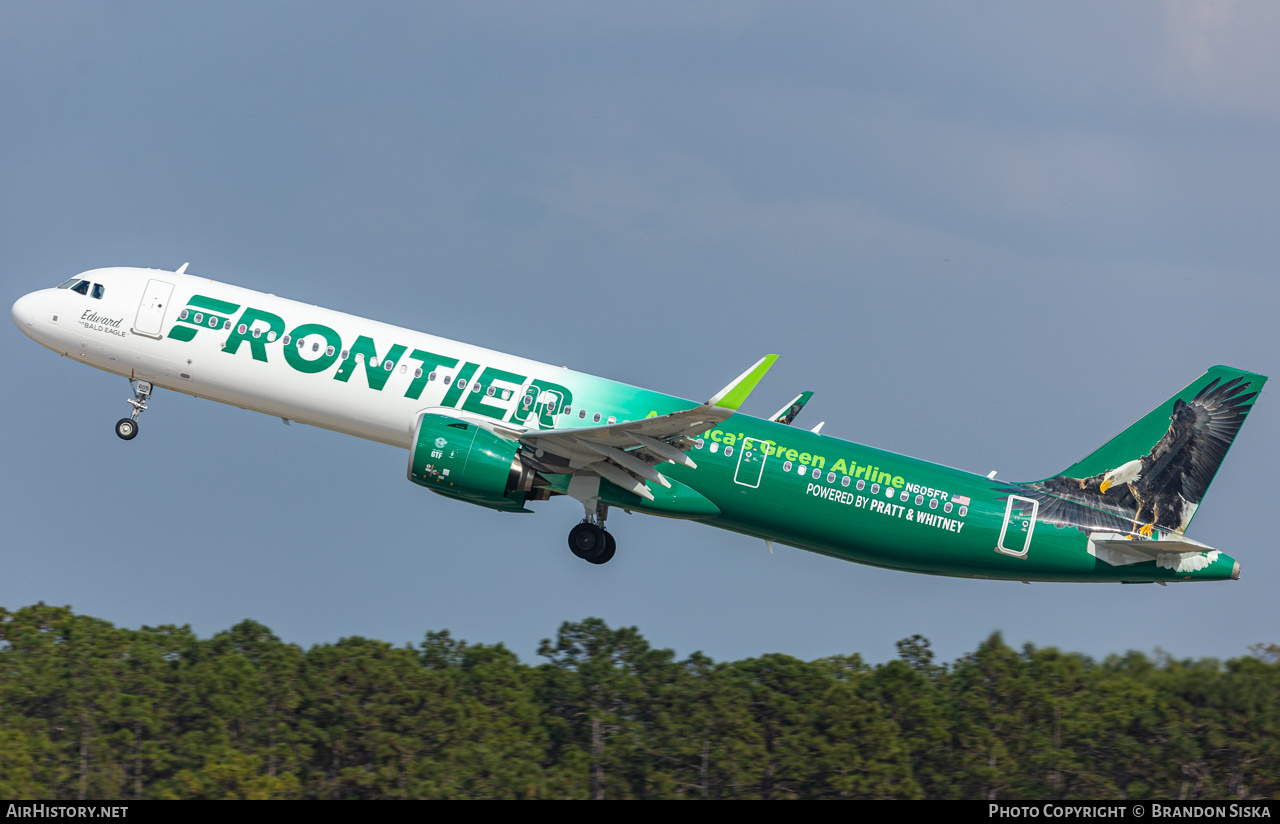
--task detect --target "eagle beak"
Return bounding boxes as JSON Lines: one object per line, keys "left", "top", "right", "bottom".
{"left": 1099, "top": 480, "right": 1112, "bottom": 494}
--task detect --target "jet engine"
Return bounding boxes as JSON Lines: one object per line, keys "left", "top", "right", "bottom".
{"left": 407, "top": 414, "right": 536, "bottom": 512}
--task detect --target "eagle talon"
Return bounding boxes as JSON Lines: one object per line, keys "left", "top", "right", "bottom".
{"left": 1138, "top": 524, "right": 1155, "bottom": 538}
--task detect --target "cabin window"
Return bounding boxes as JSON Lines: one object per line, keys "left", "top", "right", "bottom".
{"left": 296, "top": 338, "right": 305, "bottom": 348}
{"left": 694, "top": 438, "right": 704, "bottom": 449}
{"left": 266, "top": 331, "right": 276, "bottom": 341}
{"left": 547, "top": 400, "right": 557, "bottom": 412}
{"left": 841, "top": 476, "right": 850, "bottom": 487}
{"left": 327, "top": 346, "right": 336, "bottom": 357}
{"left": 71, "top": 280, "right": 90, "bottom": 295}
{"left": 929, "top": 498, "right": 938, "bottom": 509}
{"left": 369, "top": 358, "right": 379, "bottom": 368}
{"left": 91, "top": 284, "right": 105, "bottom": 299}
{"left": 253, "top": 328, "right": 262, "bottom": 338}
{"left": 579, "top": 409, "right": 586, "bottom": 419}
{"left": 237, "top": 324, "right": 247, "bottom": 335}
{"left": 486, "top": 386, "right": 495, "bottom": 396}
{"left": 180, "top": 309, "right": 189, "bottom": 320}
{"left": 399, "top": 365, "right": 406, "bottom": 374}
{"left": 592, "top": 413, "right": 601, "bottom": 423}
{"left": 959, "top": 506, "right": 968, "bottom": 517}
{"left": 429, "top": 371, "right": 437, "bottom": 381}
{"left": 224, "top": 320, "right": 231, "bottom": 329}
{"left": 709, "top": 442, "right": 719, "bottom": 453}
{"left": 443, "top": 375, "right": 451, "bottom": 385}
{"left": 915, "top": 495, "right": 924, "bottom": 506}
{"left": 340, "top": 349, "right": 348, "bottom": 359}
{"left": 724, "top": 446, "right": 734, "bottom": 457}
{"left": 812, "top": 468, "right": 821, "bottom": 479}
{"left": 886, "top": 487, "right": 895, "bottom": 498}
{"left": 783, "top": 460, "right": 792, "bottom": 472}
{"left": 607, "top": 416, "right": 616, "bottom": 425}
{"left": 471, "top": 382, "right": 481, "bottom": 393}
{"left": 414, "top": 368, "right": 423, "bottom": 379}
{"left": 282, "top": 335, "right": 291, "bottom": 345}
{"left": 312, "top": 342, "right": 319, "bottom": 352}
{"left": 502, "top": 389, "right": 511, "bottom": 400}
{"left": 57, "top": 278, "right": 79, "bottom": 289}
{"left": 209, "top": 316, "right": 219, "bottom": 328}
{"left": 457, "top": 379, "right": 466, "bottom": 390}
{"left": 384, "top": 360, "right": 394, "bottom": 371}
{"left": 944, "top": 502, "right": 953, "bottom": 513}
{"left": 797, "top": 465, "right": 806, "bottom": 476}
{"left": 871, "top": 483, "right": 880, "bottom": 494}
{"left": 523, "top": 394, "right": 532, "bottom": 407}
{"left": 857, "top": 479, "right": 866, "bottom": 491}
{"left": 193, "top": 312, "right": 203, "bottom": 324}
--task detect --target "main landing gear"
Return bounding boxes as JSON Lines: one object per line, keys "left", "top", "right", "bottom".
{"left": 115, "top": 380, "right": 152, "bottom": 441}
{"left": 568, "top": 503, "right": 616, "bottom": 565}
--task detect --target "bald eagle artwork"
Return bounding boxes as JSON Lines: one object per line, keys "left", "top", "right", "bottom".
{"left": 996, "top": 374, "right": 1259, "bottom": 539}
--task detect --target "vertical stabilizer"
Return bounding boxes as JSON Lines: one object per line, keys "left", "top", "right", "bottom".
{"left": 1004, "top": 367, "right": 1265, "bottom": 536}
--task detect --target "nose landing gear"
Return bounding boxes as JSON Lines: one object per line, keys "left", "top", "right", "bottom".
{"left": 568, "top": 502, "right": 616, "bottom": 565}
{"left": 115, "top": 380, "right": 152, "bottom": 441}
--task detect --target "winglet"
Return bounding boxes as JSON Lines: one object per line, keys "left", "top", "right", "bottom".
{"left": 707, "top": 355, "right": 777, "bottom": 410}
{"left": 770, "top": 390, "right": 814, "bottom": 425}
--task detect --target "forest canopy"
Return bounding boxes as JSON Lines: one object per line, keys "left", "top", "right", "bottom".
{"left": 1, "top": 604, "right": 1277, "bottom": 800}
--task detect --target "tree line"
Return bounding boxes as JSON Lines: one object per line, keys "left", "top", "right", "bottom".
{"left": 0, "top": 603, "right": 1276, "bottom": 800}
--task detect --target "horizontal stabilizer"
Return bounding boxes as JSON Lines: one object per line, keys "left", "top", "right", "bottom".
{"left": 1088, "top": 532, "right": 1222, "bottom": 573}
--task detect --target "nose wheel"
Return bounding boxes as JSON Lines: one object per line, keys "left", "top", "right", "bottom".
{"left": 568, "top": 503, "right": 617, "bottom": 564}
{"left": 116, "top": 380, "right": 152, "bottom": 441}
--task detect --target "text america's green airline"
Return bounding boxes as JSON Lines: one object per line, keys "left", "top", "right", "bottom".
{"left": 13, "top": 267, "right": 1267, "bottom": 582}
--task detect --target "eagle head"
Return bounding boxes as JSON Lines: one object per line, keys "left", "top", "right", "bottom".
{"left": 1100, "top": 459, "right": 1143, "bottom": 494}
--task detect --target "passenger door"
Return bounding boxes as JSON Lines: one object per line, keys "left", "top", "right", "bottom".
{"left": 132, "top": 279, "right": 175, "bottom": 338}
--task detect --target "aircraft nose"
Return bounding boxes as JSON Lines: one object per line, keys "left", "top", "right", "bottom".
{"left": 11, "top": 291, "right": 41, "bottom": 332}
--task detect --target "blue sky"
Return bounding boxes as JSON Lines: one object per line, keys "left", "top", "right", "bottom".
{"left": 3, "top": 2, "right": 1279, "bottom": 666}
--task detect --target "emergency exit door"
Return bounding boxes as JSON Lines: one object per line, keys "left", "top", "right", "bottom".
{"left": 996, "top": 495, "right": 1038, "bottom": 557}
{"left": 734, "top": 437, "right": 768, "bottom": 488}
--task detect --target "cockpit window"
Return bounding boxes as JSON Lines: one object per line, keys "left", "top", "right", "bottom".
{"left": 91, "top": 284, "right": 105, "bottom": 299}
{"left": 71, "top": 280, "right": 90, "bottom": 295}
{"left": 57, "top": 278, "right": 79, "bottom": 289}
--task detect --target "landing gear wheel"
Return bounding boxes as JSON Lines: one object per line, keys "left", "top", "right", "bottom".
{"left": 115, "top": 418, "right": 139, "bottom": 441}
{"left": 588, "top": 531, "right": 616, "bottom": 565}
{"left": 116, "top": 379, "right": 152, "bottom": 442}
{"left": 569, "top": 522, "right": 605, "bottom": 560}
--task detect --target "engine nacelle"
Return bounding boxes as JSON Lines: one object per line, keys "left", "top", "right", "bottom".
{"left": 407, "top": 414, "right": 535, "bottom": 512}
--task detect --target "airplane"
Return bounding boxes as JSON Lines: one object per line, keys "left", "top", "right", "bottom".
{"left": 11, "top": 265, "right": 1266, "bottom": 583}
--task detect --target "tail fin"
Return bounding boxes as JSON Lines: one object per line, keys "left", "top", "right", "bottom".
{"left": 1024, "top": 366, "right": 1265, "bottom": 535}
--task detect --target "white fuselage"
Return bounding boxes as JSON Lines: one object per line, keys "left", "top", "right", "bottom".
{"left": 12, "top": 267, "right": 630, "bottom": 449}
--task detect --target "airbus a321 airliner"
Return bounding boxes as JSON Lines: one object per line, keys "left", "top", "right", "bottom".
{"left": 12, "top": 266, "right": 1266, "bottom": 582}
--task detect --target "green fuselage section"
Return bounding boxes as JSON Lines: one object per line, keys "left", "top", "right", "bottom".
{"left": 651, "top": 415, "right": 1234, "bottom": 584}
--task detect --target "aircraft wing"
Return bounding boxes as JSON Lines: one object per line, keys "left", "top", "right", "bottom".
{"left": 517, "top": 355, "right": 777, "bottom": 501}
